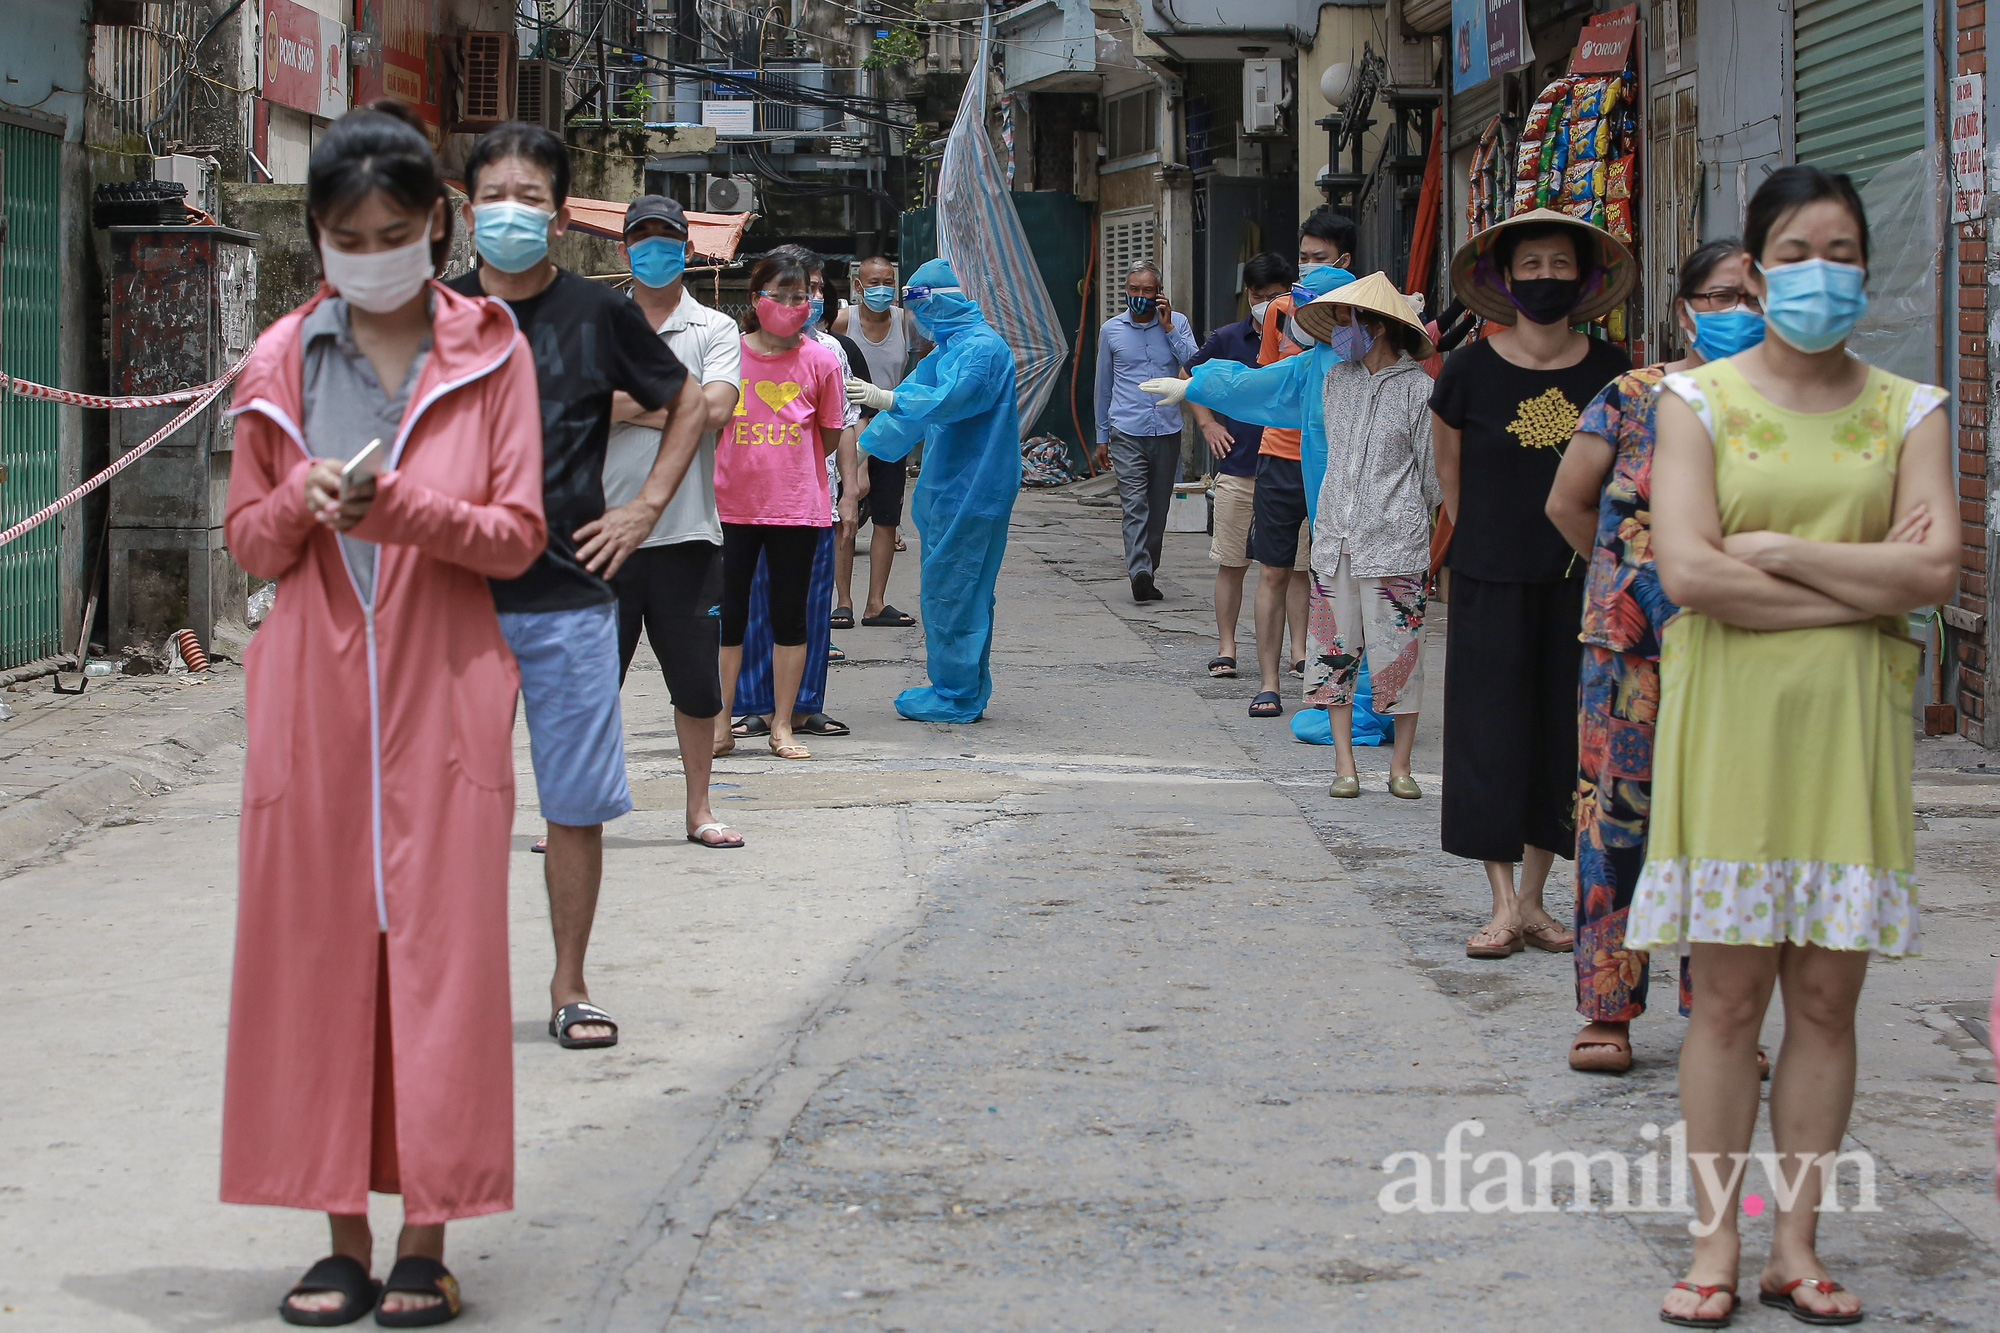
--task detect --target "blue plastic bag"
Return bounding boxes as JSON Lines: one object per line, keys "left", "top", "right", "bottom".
{"left": 1288, "top": 657, "right": 1396, "bottom": 746}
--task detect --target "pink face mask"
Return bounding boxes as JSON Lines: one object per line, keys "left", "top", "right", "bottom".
{"left": 756, "top": 295, "right": 811, "bottom": 337}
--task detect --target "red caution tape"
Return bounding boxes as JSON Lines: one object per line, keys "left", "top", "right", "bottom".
{"left": 5, "top": 374, "right": 213, "bottom": 409}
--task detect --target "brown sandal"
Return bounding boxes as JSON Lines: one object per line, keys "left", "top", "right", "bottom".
{"left": 1522, "top": 919, "right": 1576, "bottom": 953}
{"left": 1569, "top": 1023, "right": 1633, "bottom": 1074}
{"left": 1465, "top": 924, "right": 1523, "bottom": 959}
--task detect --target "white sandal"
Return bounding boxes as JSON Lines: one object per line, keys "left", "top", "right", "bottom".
{"left": 685, "top": 821, "right": 744, "bottom": 850}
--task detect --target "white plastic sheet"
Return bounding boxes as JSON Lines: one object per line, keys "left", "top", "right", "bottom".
{"left": 1845, "top": 146, "right": 1940, "bottom": 385}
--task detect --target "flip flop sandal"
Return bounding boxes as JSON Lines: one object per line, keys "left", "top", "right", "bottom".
{"left": 1465, "top": 926, "right": 1524, "bottom": 959}
{"left": 548, "top": 1001, "right": 618, "bottom": 1050}
{"left": 827, "top": 646, "right": 846, "bottom": 662}
{"left": 830, "top": 606, "right": 855, "bottom": 629}
{"left": 770, "top": 738, "right": 813, "bottom": 759}
{"left": 1759, "top": 1278, "right": 1862, "bottom": 1325}
{"left": 732, "top": 715, "right": 772, "bottom": 738}
{"left": 1208, "top": 656, "right": 1237, "bottom": 677}
{"left": 530, "top": 837, "right": 546, "bottom": 854}
{"left": 373, "top": 1255, "right": 462, "bottom": 1328}
{"left": 712, "top": 736, "right": 735, "bottom": 758}
{"left": 894, "top": 535, "right": 907, "bottom": 551}
{"left": 1569, "top": 1026, "right": 1633, "bottom": 1074}
{"left": 795, "top": 713, "right": 850, "bottom": 736}
{"left": 279, "top": 1254, "right": 379, "bottom": 1326}
{"left": 1248, "top": 691, "right": 1283, "bottom": 717}
{"left": 1522, "top": 920, "right": 1576, "bottom": 953}
{"left": 1289, "top": 659, "right": 1305, "bottom": 678}
{"left": 686, "top": 821, "right": 744, "bottom": 849}
{"left": 1662, "top": 1280, "right": 1738, "bottom": 1328}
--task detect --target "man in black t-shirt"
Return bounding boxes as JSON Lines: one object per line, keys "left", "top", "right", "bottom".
{"left": 448, "top": 122, "right": 703, "bottom": 1051}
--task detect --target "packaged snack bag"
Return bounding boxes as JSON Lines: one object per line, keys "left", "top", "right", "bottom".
{"left": 1607, "top": 154, "right": 1635, "bottom": 200}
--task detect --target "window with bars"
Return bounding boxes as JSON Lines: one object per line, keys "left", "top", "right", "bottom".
{"left": 1099, "top": 207, "right": 1157, "bottom": 323}
{"left": 86, "top": 0, "right": 195, "bottom": 147}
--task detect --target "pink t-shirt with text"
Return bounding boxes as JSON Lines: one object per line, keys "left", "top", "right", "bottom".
{"left": 714, "top": 337, "right": 845, "bottom": 526}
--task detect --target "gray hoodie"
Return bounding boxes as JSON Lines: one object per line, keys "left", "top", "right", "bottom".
{"left": 1312, "top": 354, "right": 1441, "bottom": 578}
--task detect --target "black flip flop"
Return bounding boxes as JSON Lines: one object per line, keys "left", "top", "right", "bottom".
{"left": 862, "top": 604, "right": 916, "bottom": 627}
{"left": 830, "top": 606, "right": 855, "bottom": 629}
{"left": 1289, "top": 659, "right": 1306, "bottom": 678}
{"left": 1208, "top": 656, "right": 1237, "bottom": 677}
{"left": 795, "top": 713, "right": 850, "bottom": 737}
{"left": 1249, "top": 691, "right": 1283, "bottom": 718}
{"left": 549, "top": 1001, "right": 618, "bottom": 1050}
{"left": 732, "top": 715, "right": 772, "bottom": 738}
{"left": 279, "top": 1254, "right": 379, "bottom": 1326}
{"left": 373, "top": 1255, "right": 462, "bottom": 1327}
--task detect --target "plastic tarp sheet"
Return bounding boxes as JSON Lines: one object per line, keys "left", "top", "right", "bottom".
{"left": 937, "top": 29, "right": 1067, "bottom": 433}
{"left": 1845, "top": 146, "right": 1939, "bottom": 385}
{"left": 561, "top": 199, "right": 752, "bottom": 261}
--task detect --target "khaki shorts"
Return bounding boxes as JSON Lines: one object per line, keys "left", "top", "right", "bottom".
{"left": 1209, "top": 473, "right": 1256, "bottom": 566}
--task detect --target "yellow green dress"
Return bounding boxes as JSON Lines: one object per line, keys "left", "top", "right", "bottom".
{"left": 1625, "top": 359, "right": 1948, "bottom": 956}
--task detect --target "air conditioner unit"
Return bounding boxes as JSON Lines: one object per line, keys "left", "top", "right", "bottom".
{"left": 516, "top": 59, "right": 566, "bottom": 131}
{"left": 458, "top": 31, "right": 515, "bottom": 131}
{"left": 1242, "top": 59, "right": 1286, "bottom": 134}
{"left": 703, "top": 175, "right": 759, "bottom": 214}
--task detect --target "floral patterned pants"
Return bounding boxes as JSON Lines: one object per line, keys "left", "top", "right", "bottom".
{"left": 1576, "top": 645, "right": 1691, "bottom": 1022}
{"left": 1303, "top": 555, "right": 1427, "bottom": 712}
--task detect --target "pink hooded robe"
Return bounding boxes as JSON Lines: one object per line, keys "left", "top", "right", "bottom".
{"left": 220, "top": 283, "right": 545, "bottom": 1223}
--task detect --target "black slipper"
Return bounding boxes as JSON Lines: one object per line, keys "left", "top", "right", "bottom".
{"left": 830, "top": 606, "right": 855, "bottom": 629}
{"left": 548, "top": 1001, "right": 618, "bottom": 1050}
{"left": 862, "top": 604, "right": 916, "bottom": 626}
{"left": 732, "top": 715, "right": 772, "bottom": 738}
{"left": 373, "top": 1255, "right": 461, "bottom": 1327}
{"left": 1208, "top": 656, "right": 1237, "bottom": 677}
{"left": 1249, "top": 691, "right": 1283, "bottom": 718}
{"left": 1289, "top": 659, "right": 1305, "bottom": 678}
{"left": 795, "top": 713, "right": 850, "bottom": 736}
{"left": 280, "top": 1254, "right": 379, "bottom": 1326}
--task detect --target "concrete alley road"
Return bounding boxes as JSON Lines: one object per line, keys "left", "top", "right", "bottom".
{"left": 2, "top": 489, "right": 1996, "bottom": 1331}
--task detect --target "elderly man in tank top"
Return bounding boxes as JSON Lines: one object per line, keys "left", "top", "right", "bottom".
{"left": 832, "top": 254, "right": 929, "bottom": 626}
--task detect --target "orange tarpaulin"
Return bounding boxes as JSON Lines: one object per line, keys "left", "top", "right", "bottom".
{"left": 562, "top": 198, "right": 754, "bottom": 261}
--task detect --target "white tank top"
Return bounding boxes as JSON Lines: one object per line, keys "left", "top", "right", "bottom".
{"left": 850, "top": 307, "right": 912, "bottom": 390}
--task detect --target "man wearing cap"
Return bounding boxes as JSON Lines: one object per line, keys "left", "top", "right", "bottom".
{"left": 605, "top": 195, "right": 744, "bottom": 848}
{"left": 1428, "top": 208, "right": 1634, "bottom": 961}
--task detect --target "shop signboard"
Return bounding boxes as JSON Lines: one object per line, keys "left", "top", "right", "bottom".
{"left": 1572, "top": 4, "right": 1638, "bottom": 75}
{"left": 263, "top": 0, "right": 349, "bottom": 119}
{"left": 350, "top": 0, "right": 441, "bottom": 136}
{"left": 1486, "top": 0, "right": 1530, "bottom": 80}
{"left": 1952, "top": 73, "right": 1984, "bottom": 224}
{"left": 1454, "top": 0, "right": 1532, "bottom": 92}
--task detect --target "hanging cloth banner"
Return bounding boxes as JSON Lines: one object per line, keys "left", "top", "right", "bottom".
{"left": 936, "top": 23, "right": 1067, "bottom": 434}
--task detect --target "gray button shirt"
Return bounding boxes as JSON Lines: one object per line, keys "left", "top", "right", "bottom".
{"left": 299, "top": 297, "right": 431, "bottom": 604}
{"left": 1311, "top": 355, "right": 1441, "bottom": 578}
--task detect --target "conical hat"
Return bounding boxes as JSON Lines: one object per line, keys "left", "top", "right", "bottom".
{"left": 1448, "top": 207, "right": 1636, "bottom": 325}
{"left": 1292, "top": 271, "right": 1436, "bottom": 358}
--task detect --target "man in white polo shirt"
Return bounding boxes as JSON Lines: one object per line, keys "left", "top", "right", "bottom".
{"left": 604, "top": 195, "right": 745, "bottom": 848}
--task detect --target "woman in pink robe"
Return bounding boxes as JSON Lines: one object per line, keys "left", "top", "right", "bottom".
{"left": 220, "top": 103, "right": 544, "bottom": 1327}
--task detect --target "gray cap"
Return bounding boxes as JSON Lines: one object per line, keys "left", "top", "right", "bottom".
{"left": 623, "top": 195, "right": 687, "bottom": 237}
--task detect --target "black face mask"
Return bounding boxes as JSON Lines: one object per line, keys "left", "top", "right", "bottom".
{"left": 1508, "top": 277, "right": 1584, "bottom": 325}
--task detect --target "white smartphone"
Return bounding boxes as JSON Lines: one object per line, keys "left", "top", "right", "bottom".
{"left": 340, "top": 437, "right": 385, "bottom": 497}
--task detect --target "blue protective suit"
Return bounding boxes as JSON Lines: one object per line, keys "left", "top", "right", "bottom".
{"left": 1182, "top": 340, "right": 1348, "bottom": 527}
{"left": 858, "top": 259, "right": 1021, "bottom": 722}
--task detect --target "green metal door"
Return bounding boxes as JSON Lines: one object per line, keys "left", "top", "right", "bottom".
{"left": 0, "top": 124, "right": 64, "bottom": 666}
{"left": 1794, "top": 0, "right": 1927, "bottom": 187}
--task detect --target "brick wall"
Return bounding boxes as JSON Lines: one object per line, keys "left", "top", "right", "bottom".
{"left": 1957, "top": 0, "right": 1989, "bottom": 743}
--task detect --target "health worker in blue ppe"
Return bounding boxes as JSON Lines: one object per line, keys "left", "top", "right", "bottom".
{"left": 843, "top": 258, "right": 1020, "bottom": 723}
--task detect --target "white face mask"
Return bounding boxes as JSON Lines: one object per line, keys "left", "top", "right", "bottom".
{"left": 320, "top": 234, "right": 434, "bottom": 313}
{"left": 1250, "top": 299, "right": 1272, "bottom": 329}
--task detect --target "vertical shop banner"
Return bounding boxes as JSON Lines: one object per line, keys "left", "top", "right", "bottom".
{"left": 1572, "top": 4, "right": 1638, "bottom": 75}
{"left": 264, "top": 0, "right": 347, "bottom": 118}
{"left": 1952, "top": 74, "right": 1985, "bottom": 224}
{"left": 1452, "top": 0, "right": 1490, "bottom": 93}
{"left": 350, "top": 0, "right": 441, "bottom": 135}
{"left": 1486, "top": 0, "right": 1530, "bottom": 80}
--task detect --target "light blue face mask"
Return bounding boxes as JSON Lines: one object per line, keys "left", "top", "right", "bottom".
{"left": 627, "top": 236, "right": 686, "bottom": 289}
{"left": 861, "top": 285, "right": 896, "bottom": 312}
{"left": 1757, "top": 258, "right": 1867, "bottom": 354}
{"left": 1688, "top": 303, "right": 1766, "bottom": 361}
{"left": 1291, "top": 263, "right": 1355, "bottom": 308}
{"left": 1325, "top": 320, "right": 1373, "bottom": 362}
{"left": 471, "top": 200, "right": 554, "bottom": 274}
{"left": 808, "top": 295, "right": 825, "bottom": 327}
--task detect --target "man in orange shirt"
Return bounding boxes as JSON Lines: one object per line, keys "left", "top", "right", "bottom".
{"left": 1245, "top": 207, "right": 1357, "bottom": 717}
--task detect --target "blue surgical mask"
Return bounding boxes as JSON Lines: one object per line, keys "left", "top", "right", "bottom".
{"left": 861, "top": 285, "right": 896, "bottom": 311}
{"left": 627, "top": 236, "right": 685, "bottom": 289}
{"left": 1688, "top": 303, "right": 1766, "bottom": 361}
{"left": 471, "top": 200, "right": 554, "bottom": 274}
{"left": 1128, "top": 294, "right": 1157, "bottom": 319}
{"left": 809, "top": 296, "right": 824, "bottom": 327}
{"left": 1291, "top": 263, "right": 1354, "bottom": 307}
{"left": 1757, "top": 259, "right": 1867, "bottom": 354}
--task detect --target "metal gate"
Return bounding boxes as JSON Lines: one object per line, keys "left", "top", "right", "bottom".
{"left": 0, "top": 123, "right": 64, "bottom": 667}
{"left": 1794, "top": 0, "right": 1927, "bottom": 188}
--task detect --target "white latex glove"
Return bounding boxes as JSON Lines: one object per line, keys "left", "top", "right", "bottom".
{"left": 845, "top": 377, "right": 894, "bottom": 412}
{"left": 1139, "top": 376, "right": 1188, "bottom": 405}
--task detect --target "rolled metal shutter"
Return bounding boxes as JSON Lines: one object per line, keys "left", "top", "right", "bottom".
{"left": 1793, "top": 0, "right": 1926, "bottom": 187}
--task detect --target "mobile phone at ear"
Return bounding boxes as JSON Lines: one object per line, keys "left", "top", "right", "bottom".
{"left": 341, "top": 437, "right": 384, "bottom": 497}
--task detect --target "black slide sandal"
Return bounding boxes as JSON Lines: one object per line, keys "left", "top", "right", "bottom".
{"left": 731, "top": 715, "right": 772, "bottom": 738}
{"left": 1249, "top": 691, "right": 1283, "bottom": 718}
{"left": 795, "top": 713, "right": 850, "bottom": 737}
{"left": 549, "top": 1001, "right": 618, "bottom": 1049}
{"left": 830, "top": 606, "right": 855, "bottom": 629}
{"left": 1208, "top": 656, "right": 1237, "bottom": 677}
{"left": 862, "top": 604, "right": 916, "bottom": 626}
{"left": 279, "top": 1254, "right": 379, "bottom": 1326}
{"left": 373, "top": 1255, "right": 461, "bottom": 1327}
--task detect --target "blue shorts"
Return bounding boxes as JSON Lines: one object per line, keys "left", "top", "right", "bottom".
{"left": 498, "top": 603, "right": 633, "bottom": 827}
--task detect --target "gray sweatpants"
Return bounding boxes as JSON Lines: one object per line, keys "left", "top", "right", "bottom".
{"left": 1107, "top": 427, "right": 1182, "bottom": 581}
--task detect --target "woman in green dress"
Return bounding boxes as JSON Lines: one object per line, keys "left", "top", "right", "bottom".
{"left": 1641, "top": 167, "right": 1955, "bottom": 1326}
